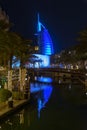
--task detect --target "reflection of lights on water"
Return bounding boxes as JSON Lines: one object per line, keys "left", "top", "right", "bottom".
{"left": 35, "top": 76, "right": 53, "bottom": 83}
{"left": 0, "top": 126, "right": 1, "bottom": 129}
{"left": 30, "top": 81, "right": 53, "bottom": 118}
{"left": 30, "top": 82, "right": 53, "bottom": 94}
{"left": 37, "top": 85, "right": 53, "bottom": 118}
{"left": 38, "top": 77, "right": 52, "bottom": 83}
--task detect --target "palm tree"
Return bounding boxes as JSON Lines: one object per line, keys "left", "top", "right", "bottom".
{"left": 0, "top": 18, "right": 13, "bottom": 68}
{"left": 0, "top": 19, "right": 35, "bottom": 95}
{"left": 0, "top": 19, "right": 13, "bottom": 31}
{"left": 16, "top": 37, "right": 35, "bottom": 93}
{"left": 74, "top": 28, "right": 87, "bottom": 69}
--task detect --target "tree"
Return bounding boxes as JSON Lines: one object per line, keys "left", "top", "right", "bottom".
{"left": 73, "top": 28, "right": 87, "bottom": 69}
{"left": 0, "top": 17, "right": 35, "bottom": 94}
{"left": 59, "top": 50, "right": 77, "bottom": 65}
{"left": 16, "top": 37, "right": 35, "bottom": 93}
{"left": 0, "top": 88, "right": 12, "bottom": 102}
{"left": 16, "top": 37, "right": 34, "bottom": 68}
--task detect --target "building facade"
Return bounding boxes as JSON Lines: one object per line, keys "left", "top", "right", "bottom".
{"left": 33, "top": 14, "right": 54, "bottom": 68}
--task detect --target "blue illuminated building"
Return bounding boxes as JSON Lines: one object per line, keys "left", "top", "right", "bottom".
{"left": 12, "top": 14, "right": 54, "bottom": 68}
{"left": 33, "top": 14, "right": 54, "bottom": 68}
{"left": 37, "top": 14, "right": 54, "bottom": 55}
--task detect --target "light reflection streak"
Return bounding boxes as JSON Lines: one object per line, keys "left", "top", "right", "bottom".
{"left": 30, "top": 82, "right": 53, "bottom": 118}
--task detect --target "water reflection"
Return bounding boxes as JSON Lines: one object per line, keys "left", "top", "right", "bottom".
{"left": 0, "top": 77, "right": 87, "bottom": 130}
{"left": 30, "top": 82, "right": 53, "bottom": 118}
{"left": 35, "top": 76, "right": 53, "bottom": 83}
{"left": 0, "top": 80, "right": 53, "bottom": 129}
{"left": 0, "top": 106, "right": 31, "bottom": 130}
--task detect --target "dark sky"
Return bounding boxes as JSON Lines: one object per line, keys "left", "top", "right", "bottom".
{"left": 0, "top": 0, "right": 87, "bottom": 53}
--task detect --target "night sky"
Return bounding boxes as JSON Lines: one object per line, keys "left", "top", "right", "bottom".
{"left": 0, "top": 0, "right": 87, "bottom": 53}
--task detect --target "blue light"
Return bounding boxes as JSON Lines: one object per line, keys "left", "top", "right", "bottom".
{"left": 12, "top": 56, "right": 20, "bottom": 68}
{"left": 34, "top": 54, "right": 50, "bottom": 67}
{"left": 37, "top": 13, "right": 42, "bottom": 32}
{"left": 37, "top": 76, "right": 53, "bottom": 83}
{"left": 37, "top": 86, "right": 53, "bottom": 118}
{"left": 37, "top": 14, "right": 54, "bottom": 55}
{"left": 30, "top": 82, "right": 53, "bottom": 118}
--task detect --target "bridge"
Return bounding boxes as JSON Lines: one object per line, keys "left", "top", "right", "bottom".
{"left": 27, "top": 68, "right": 86, "bottom": 84}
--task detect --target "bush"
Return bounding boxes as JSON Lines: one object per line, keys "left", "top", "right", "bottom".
{"left": 12, "top": 91, "right": 24, "bottom": 100}
{"left": 0, "top": 88, "right": 12, "bottom": 102}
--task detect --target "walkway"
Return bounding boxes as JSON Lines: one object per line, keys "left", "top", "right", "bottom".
{"left": 0, "top": 99, "right": 30, "bottom": 119}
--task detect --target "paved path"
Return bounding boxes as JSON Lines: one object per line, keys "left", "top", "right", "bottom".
{"left": 0, "top": 100, "right": 29, "bottom": 118}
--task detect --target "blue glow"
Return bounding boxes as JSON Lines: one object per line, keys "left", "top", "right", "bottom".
{"left": 37, "top": 13, "right": 41, "bottom": 32}
{"left": 36, "top": 76, "right": 53, "bottom": 83}
{"left": 34, "top": 54, "right": 50, "bottom": 67}
{"left": 37, "top": 86, "right": 52, "bottom": 118}
{"left": 30, "top": 82, "right": 53, "bottom": 118}
{"left": 37, "top": 14, "right": 54, "bottom": 55}
{"left": 12, "top": 56, "right": 20, "bottom": 68}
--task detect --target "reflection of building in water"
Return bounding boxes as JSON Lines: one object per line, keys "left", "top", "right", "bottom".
{"left": 37, "top": 86, "right": 53, "bottom": 118}
{"left": 19, "top": 110, "right": 24, "bottom": 124}
{"left": 24, "top": 108, "right": 30, "bottom": 127}
{"left": 30, "top": 82, "right": 53, "bottom": 118}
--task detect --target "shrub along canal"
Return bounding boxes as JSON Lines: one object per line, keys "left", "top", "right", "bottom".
{"left": 0, "top": 77, "right": 87, "bottom": 130}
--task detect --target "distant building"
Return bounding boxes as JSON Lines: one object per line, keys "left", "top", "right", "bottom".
{"left": 33, "top": 14, "right": 54, "bottom": 68}
{"left": 37, "top": 14, "right": 54, "bottom": 55}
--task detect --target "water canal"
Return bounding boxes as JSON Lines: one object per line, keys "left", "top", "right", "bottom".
{"left": 0, "top": 77, "right": 87, "bottom": 130}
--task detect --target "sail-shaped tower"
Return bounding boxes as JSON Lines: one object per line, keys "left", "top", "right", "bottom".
{"left": 37, "top": 14, "right": 54, "bottom": 55}
{"left": 34, "top": 14, "right": 54, "bottom": 68}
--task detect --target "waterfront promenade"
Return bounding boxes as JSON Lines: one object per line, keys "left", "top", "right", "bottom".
{"left": 0, "top": 99, "right": 30, "bottom": 119}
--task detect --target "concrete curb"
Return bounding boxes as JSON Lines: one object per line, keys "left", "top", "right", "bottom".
{"left": 0, "top": 99, "right": 30, "bottom": 120}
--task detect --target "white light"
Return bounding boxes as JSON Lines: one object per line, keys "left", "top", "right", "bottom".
{"left": 64, "top": 65, "right": 66, "bottom": 69}
{"left": 25, "top": 78, "right": 27, "bottom": 80}
{"left": 71, "top": 65, "right": 73, "bottom": 69}
{"left": 35, "top": 76, "right": 37, "bottom": 80}
{"left": 76, "top": 65, "right": 79, "bottom": 69}
{"left": 85, "top": 73, "right": 87, "bottom": 76}
{"left": 59, "top": 80, "right": 61, "bottom": 84}
{"left": 85, "top": 66, "right": 87, "bottom": 70}
{"left": 69, "top": 84, "right": 71, "bottom": 90}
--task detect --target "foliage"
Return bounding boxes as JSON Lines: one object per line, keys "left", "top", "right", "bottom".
{"left": 0, "top": 88, "right": 12, "bottom": 102}
{"left": 12, "top": 91, "right": 24, "bottom": 100}
{"left": 0, "top": 30, "right": 34, "bottom": 69}
{"left": 16, "top": 37, "right": 34, "bottom": 68}
{"left": 59, "top": 50, "right": 77, "bottom": 64}
{"left": 0, "top": 20, "right": 13, "bottom": 31}
{"left": 75, "top": 28, "right": 87, "bottom": 60}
